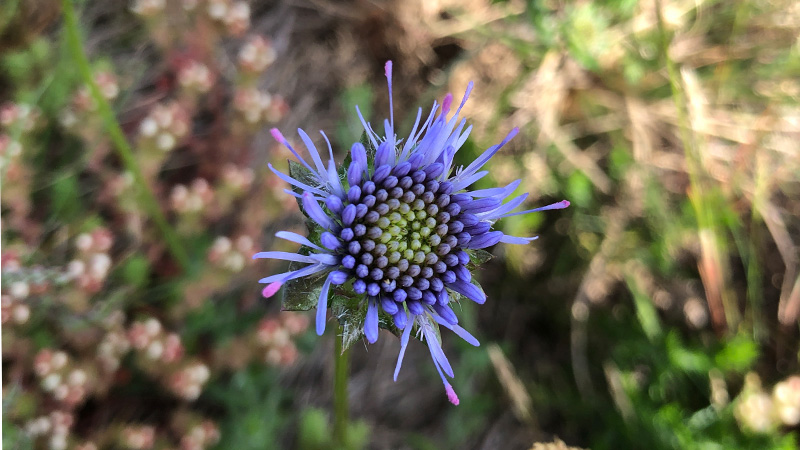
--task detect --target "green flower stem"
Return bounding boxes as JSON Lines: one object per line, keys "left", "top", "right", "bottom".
{"left": 61, "top": 0, "right": 189, "bottom": 271}
{"left": 333, "top": 323, "right": 350, "bottom": 447}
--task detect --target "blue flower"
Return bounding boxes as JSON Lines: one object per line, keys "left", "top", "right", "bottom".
{"left": 255, "top": 61, "right": 568, "bottom": 404}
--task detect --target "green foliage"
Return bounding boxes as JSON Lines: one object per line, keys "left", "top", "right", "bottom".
{"left": 207, "top": 368, "right": 288, "bottom": 450}
{"left": 297, "top": 407, "right": 369, "bottom": 450}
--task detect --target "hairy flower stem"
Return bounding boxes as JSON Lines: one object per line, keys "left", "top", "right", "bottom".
{"left": 61, "top": 0, "right": 189, "bottom": 271}
{"left": 333, "top": 324, "right": 350, "bottom": 447}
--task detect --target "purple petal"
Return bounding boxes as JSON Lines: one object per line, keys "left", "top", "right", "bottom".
{"left": 393, "top": 310, "right": 407, "bottom": 329}
{"left": 433, "top": 303, "right": 458, "bottom": 324}
{"left": 464, "top": 221, "right": 491, "bottom": 235}
{"left": 315, "top": 273, "right": 334, "bottom": 335}
{"left": 477, "top": 193, "right": 528, "bottom": 219}
{"left": 381, "top": 297, "right": 399, "bottom": 315}
{"left": 453, "top": 264, "right": 470, "bottom": 282}
{"left": 320, "top": 232, "right": 341, "bottom": 250}
{"left": 252, "top": 251, "right": 319, "bottom": 264}
{"left": 329, "top": 271, "right": 349, "bottom": 285}
{"left": 270, "top": 128, "right": 319, "bottom": 177}
{"left": 499, "top": 235, "right": 539, "bottom": 245}
{"left": 365, "top": 298, "right": 379, "bottom": 343}
{"left": 341, "top": 204, "right": 356, "bottom": 226}
{"left": 461, "top": 197, "right": 501, "bottom": 214}
{"left": 499, "top": 200, "right": 572, "bottom": 218}
{"left": 385, "top": 60, "right": 394, "bottom": 129}
{"left": 347, "top": 161, "right": 362, "bottom": 186}
{"left": 457, "top": 127, "right": 518, "bottom": 182}
{"left": 302, "top": 192, "right": 334, "bottom": 230}
{"left": 325, "top": 195, "right": 343, "bottom": 214}
{"left": 258, "top": 263, "right": 327, "bottom": 284}
{"left": 422, "top": 324, "right": 453, "bottom": 377}
{"left": 296, "top": 128, "right": 327, "bottom": 177}
{"left": 375, "top": 141, "right": 393, "bottom": 167}
{"left": 464, "top": 231, "right": 503, "bottom": 249}
{"left": 447, "top": 280, "right": 486, "bottom": 304}
{"left": 393, "top": 313, "right": 413, "bottom": 381}
{"left": 351, "top": 142, "right": 367, "bottom": 170}
{"left": 268, "top": 164, "right": 327, "bottom": 197}
{"left": 274, "top": 231, "right": 323, "bottom": 251}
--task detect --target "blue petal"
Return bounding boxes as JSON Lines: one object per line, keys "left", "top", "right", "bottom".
{"left": 422, "top": 321, "right": 454, "bottom": 377}
{"left": 252, "top": 251, "right": 320, "bottom": 264}
{"left": 456, "top": 127, "right": 518, "bottom": 183}
{"left": 350, "top": 142, "right": 367, "bottom": 170}
{"left": 347, "top": 161, "right": 362, "bottom": 186}
{"left": 433, "top": 314, "right": 480, "bottom": 347}
{"left": 316, "top": 273, "right": 334, "bottom": 335}
{"left": 320, "top": 232, "right": 341, "bottom": 250}
{"left": 365, "top": 298, "right": 379, "bottom": 343}
{"left": 393, "top": 312, "right": 413, "bottom": 381}
{"left": 302, "top": 192, "right": 334, "bottom": 230}
{"left": 447, "top": 280, "right": 486, "bottom": 304}
{"left": 499, "top": 235, "right": 539, "bottom": 245}
{"left": 380, "top": 297, "right": 399, "bottom": 315}
{"left": 464, "top": 231, "right": 503, "bottom": 249}
{"left": 268, "top": 164, "right": 327, "bottom": 197}
{"left": 258, "top": 263, "right": 327, "bottom": 284}
{"left": 499, "top": 200, "right": 572, "bottom": 218}
{"left": 274, "top": 231, "right": 323, "bottom": 251}
{"left": 297, "top": 128, "right": 327, "bottom": 177}
{"left": 325, "top": 195, "right": 343, "bottom": 214}
{"left": 375, "top": 141, "right": 393, "bottom": 167}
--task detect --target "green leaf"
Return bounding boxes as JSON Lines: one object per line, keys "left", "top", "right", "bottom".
{"left": 288, "top": 160, "right": 322, "bottom": 214}
{"left": 298, "top": 407, "right": 330, "bottom": 449}
{"left": 328, "top": 284, "right": 402, "bottom": 352}
{"left": 50, "top": 174, "right": 81, "bottom": 222}
{"left": 330, "top": 291, "right": 366, "bottom": 352}
{"left": 666, "top": 331, "right": 711, "bottom": 373}
{"left": 117, "top": 254, "right": 150, "bottom": 289}
{"left": 715, "top": 334, "right": 758, "bottom": 373}
{"left": 465, "top": 249, "right": 493, "bottom": 269}
{"left": 281, "top": 257, "right": 329, "bottom": 311}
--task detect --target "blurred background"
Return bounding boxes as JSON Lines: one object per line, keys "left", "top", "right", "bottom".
{"left": 2, "top": 0, "right": 799, "bottom": 449}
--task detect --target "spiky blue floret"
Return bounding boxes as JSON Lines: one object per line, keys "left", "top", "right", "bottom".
{"left": 255, "top": 61, "right": 569, "bottom": 404}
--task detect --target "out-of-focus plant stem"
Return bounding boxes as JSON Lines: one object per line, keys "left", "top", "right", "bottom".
{"left": 333, "top": 323, "right": 350, "bottom": 447}
{"left": 61, "top": 0, "right": 189, "bottom": 271}
{"left": 654, "top": 0, "right": 739, "bottom": 335}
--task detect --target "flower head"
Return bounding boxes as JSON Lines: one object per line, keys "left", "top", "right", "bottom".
{"left": 256, "top": 61, "right": 568, "bottom": 403}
